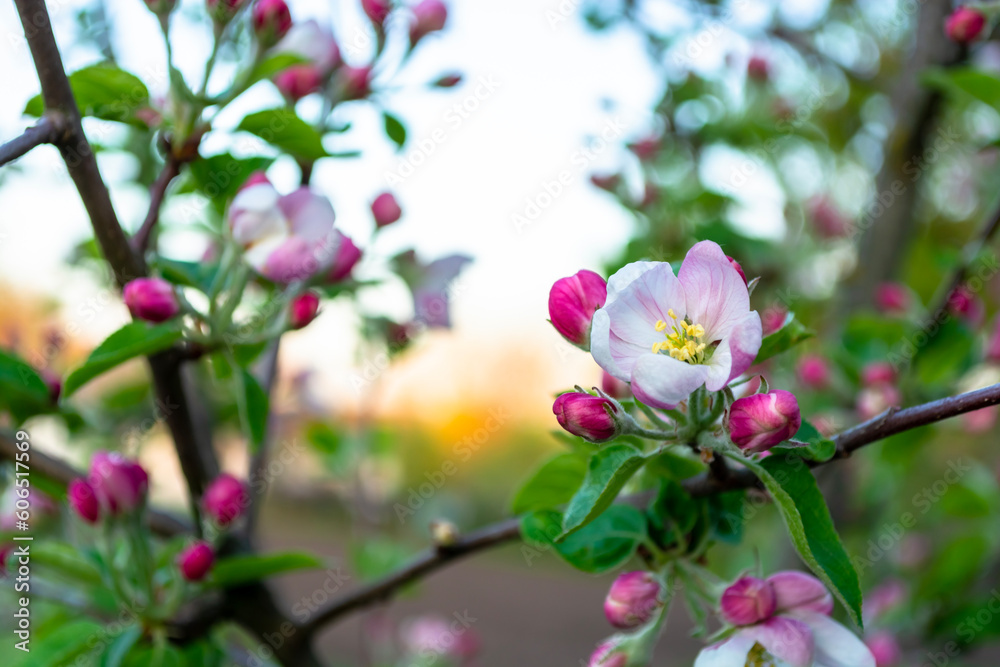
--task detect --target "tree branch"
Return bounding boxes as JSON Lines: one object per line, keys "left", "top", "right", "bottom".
{"left": 298, "top": 381, "right": 1000, "bottom": 640}
{"left": 132, "top": 156, "right": 180, "bottom": 255}
{"left": 0, "top": 114, "right": 68, "bottom": 167}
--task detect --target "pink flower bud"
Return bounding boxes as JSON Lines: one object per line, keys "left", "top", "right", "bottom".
{"left": 409, "top": 0, "right": 447, "bottom": 45}
{"left": 946, "top": 7, "right": 986, "bottom": 43}
{"left": 123, "top": 278, "right": 180, "bottom": 323}
{"left": 965, "top": 405, "right": 998, "bottom": 433}
{"left": 0, "top": 544, "right": 12, "bottom": 577}
{"left": 241, "top": 170, "right": 272, "bottom": 191}
{"left": 728, "top": 390, "right": 802, "bottom": 453}
{"left": 207, "top": 0, "right": 246, "bottom": 24}
{"left": 361, "top": 0, "right": 391, "bottom": 27}
{"left": 604, "top": 571, "right": 663, "bottom": 629}
{"left": 433, "top": 73, "right": 462, "bottom": 87}
{"left": 88, "top": 452, "right": 149, "bottom": 516}
{"left": 252, "top": 0, "right": 292, "bottom": 47}
{"left": 796, "top": 354, "right": 830, "bottom": 389}
{"left": 866, "top": 632, "right": 902, "bottom": 667}
{"left": 144, "top": 0, "right": 176, "bottom": 15}
{"left": 589, "top": 641, "right": 627, "bottom": 667}
{"left": 875, "top": 282, "right": 909, "bottom": 314}
{"left": 861, "top": 362, "right": 895, "bottom": 387}
{"left": 987, "top": 315, "right": 1000, "bottom": 363}
{"left": 371, "top": 192, "right": 402, "bottom": 228}
{"left": 864, "top": 579, "right": 906, "bottom": 625}
{"left": 948, "top": 286, "right": 983, "bottom": 326}
{"left": 548, "top": 270, "right": 607, "bottom": 350}
{"left": 327, "top": 234, "right": 362, "bottom": 283}
{"left": 601, "top": 370, "right": 631, "bottom": 400}
{"left": 273, "top": 65, "right": 322, "bottom": 100}
{"left": 808, "top": 196, "right": 850, "bottom": 239}
{"left": 553, "top": 391, "right": 621, "bottom": 443}
{"left": 720, "top": 576, "right": 776, "bottom": 625}
{"left": 747, "top": 54, "right": 769, "bottom": 81}
{"left": 628, "top": 136, "right": 660, "bottom": 161}
{"left": 178, "top": 541, "right": 215, "bottom": 581}
{"left": 68, "top": 479, "right": 100, "bottom": 524}
{"left": 726, "top": 256, "right": 747, "bottom": 285}
{"left": 761, "top": 305, "right": 787, "bottom": 335}
{"left": 338, "top": 65, "right": 373, "bottom": 100}
{"left": 203, "top": 473, "right": 249, "bottom": 527}
{"left": 857, "top": 384, "right": 901, "bottom": 421}
{"left": 401, "top": 615, "right": 480, "bottom": 659}
{"left": 590, "top": 173, "right": 621, "bottom": 192}
{"left": 290, "top": 291, "right": 321, "bottom": 330}
{"left": 41, "top": 369, "right": 61, "bottom": 403}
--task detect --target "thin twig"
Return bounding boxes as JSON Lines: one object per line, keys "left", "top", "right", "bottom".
{"left": 0, "top": 115, "right": 66, "bottom": 167}
{"left": 133, "top": 157, "right": 180, "bottom": 255}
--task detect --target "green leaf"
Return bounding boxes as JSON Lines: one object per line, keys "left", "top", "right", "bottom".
{"left": 211, "top": 552, "right": 324, "bottom": 587}
{"left": 645, "top": 449, "right": 706, "bottom": 480}
{"left": 237, "top": 108, "right": 328, "bottom": 162}
{"left": 350, "top": 539, "right": 413, "bottom": 582}
{"left": 756, "top": 314, "right": 813, "bottom": 363}
{"left": 923, "top": 67, "right": 1000, "bottom": 109}
{"left": 64, "top": 322, "right": 183, "bottom": 397}
{"left": 247, "top": 53, "right": 309, "bottom": 87}
{"left": 0, "top": 348, "right": 53, "bottom": 421}
{"left": 511, "top": 453, "right": 587, "bottom": 514}
{"left": 770, "top": 420, "right": 836, "bottom": 462}
{"left": 742, "top": 454, "right": 864, "bottom": 627}
{"left": 560, "top": 445, "right": 646, "bottom": 538}
{"left": 10, "top": 619, "right": 104, "bottom": 667}
{"left": 32, "top": 541, "right": 104, "bottom": 585}
{"left": 240, "top": 369, "right": 269, "bottom": 450}
{"left": 708, "top": 490, "right": 745, "bottom": 544}
{"left": 99, "top": 625, "right": 143, "bottom": 667}
{"left": 180, "top": 153, "right": 275, "bottom": 209}
{"left": 24, "top": 64, "right": 150, "bottom": 127}
{"left": 521, "top": 506, "right": 646, "bottom": 573}
{"left": 382, "top": 111, "right": 407, "bottom": 149}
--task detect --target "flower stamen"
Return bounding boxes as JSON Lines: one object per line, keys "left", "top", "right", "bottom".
{"left": 652, "top": 310, "right": 709, "bottom": 364}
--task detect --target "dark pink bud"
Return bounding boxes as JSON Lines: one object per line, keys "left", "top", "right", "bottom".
{"left": 207, "top": 0, "right": 247, "bottom": 24}
{"left": 808, "top": 196, "right": 850, "bottom": 239}
{"left": 273, "top": 65, "right": 322, "bottom": 100}
{"left": 178, "top": 541, "right": 215, "bottom": 581}
{"left": 728, "top": 390, "right": 801, "bottom": 453}
{"left": 241, "top": 170, "right": 272, "bottom": 191}
{"left": 339, "top": 65, "right": 372, "bottom": 100}
{"left": 987, "top": 315, "right": 1000, "bottom": 363}
{"left": 589, "top": 641, "right": 627, "bottom": 667}
{"left": 720, "top": 576, "right": 776, "bottom": 625}
{"left": 948, "top": 286, "right": 983, "bottom": 326}
{"left": 41, "top": 369, "right": 61, "bottom": 403}
{"left": 946, "top": 7, "right": 986, "bottom": 43}
{"left": 875, "top": 282, "right": 909, "bottom": 314}
{"left": 590, "top": 173, "right": 621, "bottom": 192}
{"left": 796, "top": 354, "right": 830, "bottom": 389}
{"left": 123, "top": 278, "right": 180, "bottom": 323}
{"left": 88, "top": 452, "right": 149, "bottom": 516}
{"left": 726, "top": 255, "right": 747, "bottom": 285}
{"left": 601, "top": 370, "right": 631, "bottom": 400}
{"left": 548, "top": 270, "right": 607, "bottom": 349}
{"left": 761, "top": 305, "right": 787, "bottom": 335}
{"left": 361, "top": 0, "right": 391, "bottom": 27}
{"left": 604, "top": 571, "right": 663, "bottom": 629}
{"left": 628, "top": 136, "right": 660, "bottom": 161}
{"left": 861, "top": 362, "right": 895, "bottom": 387}
{"left": 866, "top": 632, "right": 902, "bottom": 667}
{"left": 371, "top": 192, "right": 402, "bottom": 227}
{"left": 68, "top": 479, "right": 100, "bottom": 524}
{"left": 290, "top": 292, "right": 321, "bottom": 330}
{"left": 327, "top": 235, "right": 362, "bottom": 283}
{"left": 747, "top": 55, "right": 770, "bottom": 81}
{"left": 553, "top": 391, "right": 621, "bottom": 443}
{"left": 252, "top": 0, "right": 292, "bottom": 47}
{"left": 0, "top": 544, "right": 11, "bottom": 577}
{"left": 409, "top": 0, "right": 447, "bottom": 45}
{"left": 202, "top": 473, "right": 249, "bottom": 527}
{"left": 433, "top": 73, "right": 462, "bottom": 88}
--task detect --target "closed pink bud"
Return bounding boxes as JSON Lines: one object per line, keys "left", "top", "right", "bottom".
{"left": 274, "top": 65, "right": 322, "bottom": 100}
{"left": 178, "top": 541, "right": 215, "bottom": 581}
{"left": 339, "top": 65, "right": 372, "bottom": 100}
{"left": 761, "top": 305, "right": 787, "bottom": 335}
{"left": 875, "top": 282, "right": 909, "bottom": 314}
{"left": 361, "top": 0, "right": 391, "bottom": 27}
{"left": 0, "top": 545, "right": 12, "bottom": 577}
{"left": 123, "top": 278, "right": 180, "bottom": 323}
{"left": 290, "top": 291, "right": 321, "bottom": 330}
{"left": 41, "top": 369, "right": 61, "bottom": 403}
{"left": 207, "top": 0, "right": 247, "bottom": 24}
{"left": 252, "top": 0, "right": 292, "bottom": 47}
{"left": 728, "top": 390, "right": 801, "bottom": 453}
{"left": 589, "top": 641, "right": 627, "bottom": 667}
{"left": 548, "top": 270, "right": 607, "bottom": 349}
{"left": 946, "top": 7, "right": 986, "bottom": 43}
{"left": 726, "top": 256, "right": 747, "bottom": 285}
{"left": 433, "top": 73, "right": 462, "bottom": 87}
{"left": 604, "top": 571, "right": 663, "bottom": 629}
{"left": 327, "top": 235, "right": 362, "bottom": 283}
{"left": 203, "top": 473, "right": 249, "bottom": 527}
{"left": 809, "top": 196, "right": 850, "bottom": 239}
{"left": 857, "top": 384, "right": 901, "bottom": 421}
{"left": 68, "top": 479, "right": 100, "bottom": 524}
{"left": 747, "top": 55, "right": 769, "bottom": 81}
{"left": 861, "top": 362, "right": 895, "bottom": 387}
{"left": 601, "top": 370, "right": 631, "bottom": 400}
{"left": 88, "top": 452, "right": 149, "bottom": 516}
{"left": 965, "top": 405, "right": 998, "bottom": 433}
{"left": 987, "top": 315, "right": 1000, "bottom": 363}
{"left": 947, "top": 286, "right": 983, "bottom": 326}
{"left": 371, "top": 192, "right": 402, "bottom": 227}
{"left": 796, "top": 354, "right": 830, "bottom": 389}
{"left": 628, "top": 136, "right": 660, "bottom": 161}
{"left": 241, "top": 170, "right": 271, "bottom": 191}
{"left": 553, "top": 391, "right": 621, "bottom": 443}
{"left": 590, "top": 173, "right": 621, "bottom": 192}
{"left": 866, "top": 632, "right": 902, "bottom": 667}
{"left": 720, "top": 576, "right": 776, "bottom": 625}
{"left": 409, "top": 0, "right": 447, "bottom": 45}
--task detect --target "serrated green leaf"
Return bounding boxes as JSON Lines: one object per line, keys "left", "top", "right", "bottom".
{"left": 383, "top": 111, "right": 407, "bottom": 149}
{"left": 211, "top": 552, "right": 324, "bottom": 587}
{"left": 64, "top": 322, "right": 183, "bottom": 397}
{"left": 756, "top": 314, "right": 813, "bottom": 363}
{"left": 770, "top": 420, "right": 837, "bottom": 462}
{"left": 237, "top": 108, "right": 328, "bottom": 162}
{"left": 24, "top": 64, "right": 150, "bottom": 127}
{"left": 521, "top": 506, "right": 646, "bottom": 573}
{"left": 560, "top": 445, "right": 646, "bottom": 538}
{"left": 511, "top": 452, "right": 587, "bottom": 514}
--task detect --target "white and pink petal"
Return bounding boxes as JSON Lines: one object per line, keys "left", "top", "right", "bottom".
{"left": 743, "top": 616, "right": 815, "bottom": 667}
{"left": 631, "top": 353, "right": 710, "bottom": 409}
{"left": 798, "top": 612, "right": 876, "bottom": 667}
{"left": 768, "top": 571, "right": 834, "bottom": 616}
{"left": 693, "top": 633, "right": 756, "bottom": 667}
{"left": 678, "top": 240, "right": 751, "bottom": 341}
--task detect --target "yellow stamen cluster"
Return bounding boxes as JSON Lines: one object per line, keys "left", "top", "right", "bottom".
{"left": 651, "top": 309, "right": 708, "bottom": 364}
{"left": 745, "top": 643, "right": 777, "bottom": 667}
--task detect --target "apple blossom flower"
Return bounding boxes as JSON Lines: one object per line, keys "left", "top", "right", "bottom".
{"left": 395, "top": 252, "right": 471, "bottom": 329}
{"left": 797, "top": 355, "right": 830, "bottom": 389}
{"left": 604, "top": 571, "right": 664, "bottom": 629}
{"left": 68, "top": 479, "right": 100, "bottom": 524}
{"left": 371, "top": 191, "right": 402, "bottom": 227}
{"left": 289, "top": 292, "right": 321, "bottom": 329}
{"left": 548, "top": 270, "right": 608, "bottom": 350}
{"left": 326, "top": 233, "right": 362, "bottom": 283}
{"left": 762, "top": 305, "right": 788, "bottom": 336}
{"left": 553, "top": 391, "right": 623, "bottom": 443}
{"left": 808, "top": 196, "right": 850, "bottom": 239}
{"left": 88, "top": 452, "right": 149, "bottom": 516}
{"left": 337, "top": 65, "right": 373, "bottom": 100}
{"left": 857, "top": 384, "right": 901, "bottom": 421}
{"left": 124, "top": 278, "right": 180, "bottom": 323}
{"left": 865, "top": 632, "right": 901, "bottom": 667}
{"left": 178, "top": 541, "right": 215, "bottom": 581}
{"left": 727, "top": 256, "right": 748, "bottom": 285}
{"left": 592, "top": 241, "right": 762, "bottom": 409}
{"left": 202, "top": 473, "right": 249, "bottom": 527}
{"left": 401, "top": 615, "right": 480, "bottom": 660}
{"left": 696, "top": 571, "right": 875, "bottom": 667}
{"left": 721, "top": 576, "right": 776, "bottom": 626}
{"left": 628, "top": 135, "right": 660, "bottom": 161}
{"left": 361, "top": 0, "right": 391, "bottom": 27}
{"left": 861, "top": 362, "right": 895, "bottom": 387}
{"left": 227, "top": 182, "right": 338, "bottom": 283}
{"left": 275, "top": 20, "right": 341, "bottom": 76}
{"left": 589, "top": 639, "right": 628, "bottom": 667}
{"left": 252, "top": 0, "right": 292, "bottom": 47}
{"left": 409, "top": 0, "right": 447, "bottom": 45}
{"left": 875, "top": 283, "right": 909, "bottom": 315}
{"left": 946, "top": 7, "right": 986, "bottom": 43}
{"left": 728, "top": 390, "right": 801, "bottom": 453}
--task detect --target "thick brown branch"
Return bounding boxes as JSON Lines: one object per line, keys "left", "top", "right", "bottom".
{"left": 132, "top": 157, "right": 180, "bottom": 255}
{"left": 299, "top": 381, "right": 1000, "bottom": 639}
{"left": 0, "top": 115, "right": 67, "bottom": 167}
